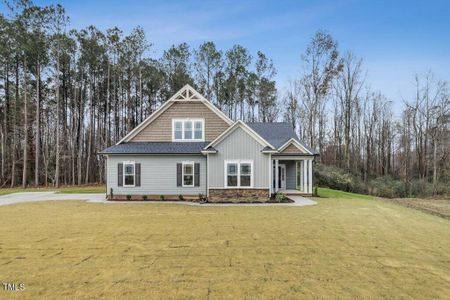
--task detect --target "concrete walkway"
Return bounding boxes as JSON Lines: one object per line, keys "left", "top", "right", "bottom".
{"left": 0, "top": 192, "right": 317, "bottom": 207}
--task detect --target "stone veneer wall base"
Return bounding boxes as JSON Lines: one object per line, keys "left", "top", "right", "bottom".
{"left": 208, "top": 188, "right": 270, "bottom": 203}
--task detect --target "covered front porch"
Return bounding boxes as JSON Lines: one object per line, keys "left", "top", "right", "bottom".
{"left": 271, "top": 156, "right": 314, "bottom": 195}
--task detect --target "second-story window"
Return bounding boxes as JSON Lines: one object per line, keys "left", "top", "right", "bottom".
{"left": 172, "top": 119, "right": 204, "bottom": 141}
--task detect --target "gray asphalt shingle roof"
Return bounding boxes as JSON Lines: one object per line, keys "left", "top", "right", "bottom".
{"left": 100, "top": 122, "right": 316, "bottom": 155}
{"left": 100, "top": 142, "right": 209, "bottom": 154}
{"left": 246, "top": 122, "right": 316, "bottom": 154}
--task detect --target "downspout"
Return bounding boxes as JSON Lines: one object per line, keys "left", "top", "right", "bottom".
{"left": 269, "top": 154, "right": 272, "bottom": 197}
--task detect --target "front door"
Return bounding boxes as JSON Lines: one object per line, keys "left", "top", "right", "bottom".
{"left": 279, "top": 164, "right": 286, "bottom": 190}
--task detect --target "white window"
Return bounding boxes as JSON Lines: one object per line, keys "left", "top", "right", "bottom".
{"left": 123, "top": 162, "right": 135, "bottom": 187}
{"left": 182, "top": 161, "right": 194, "bottom": 187}
{"left": 172, "top": 119, "right": 204, "bottom": 141}
{"left": 225, "top": 160, "right": 253, "bottom": 188}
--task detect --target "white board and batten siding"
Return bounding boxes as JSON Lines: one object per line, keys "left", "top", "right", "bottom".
{"left": 208, "top": 127, "right": 271, "bottom": 189}
{"left": 107, "top": 155, "right": 206, "bottom": 195}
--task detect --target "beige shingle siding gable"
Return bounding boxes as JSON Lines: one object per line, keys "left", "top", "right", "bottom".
{"left": 130, "top": 101, "right": 230, "bottom": 142}
{"left": 280, "top": 143, "right": 307, "bottom": 154}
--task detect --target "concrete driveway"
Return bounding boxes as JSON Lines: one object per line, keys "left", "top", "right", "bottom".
{"left": 0, "top": 192, "right": 106, "bottom": 206}
{"left": 0, "top": 192, "right": 316, "bottom": 207}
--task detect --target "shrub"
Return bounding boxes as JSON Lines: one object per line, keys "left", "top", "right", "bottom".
{"left": 142, "top": 195, "right": 148, "bottom": 201}
{"left": 275, "top": 192, "right": 286, "bottom": 203}
{"left": 198, "top": 193, "right": 207, "bottom": 202}
{"left": 367, "top": 176, "right": 398, "bottom": 198}
{"left": 314, "top": 163, "right": 364, "bottom": 193}
{"left": 160, "top": 195, "right": 165, "bottom": 201}
{"left": 126, "top": 195, "right": 131, "bottom": 200}
{"left": 315, "top": 162, "right": 450, "bottom": 198}
{"left": 178, "top": 194, "right": 184, "bottom": 201}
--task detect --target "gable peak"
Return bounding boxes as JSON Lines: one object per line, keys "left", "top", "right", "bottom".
{"left": 172, "top": 84, "right": 203, "bottom": 101}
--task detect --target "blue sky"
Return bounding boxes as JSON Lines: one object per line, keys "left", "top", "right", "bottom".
{"left": 11, "top": 0, "right": 450, "bottom": 114}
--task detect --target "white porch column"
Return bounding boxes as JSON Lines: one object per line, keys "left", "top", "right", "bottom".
{"left": 308, "top": 159, "right": 313, "bottom": 194}
{"left": 269, "top": 159, "right": 272, "bottom": 195}
{"left": 275, "top": 159, "right": 279, "bottom": 192}
{"left": 300, "top": 161, "right": 303, "bottom": 192}
{"left": 303, "top": 159, "right": 307, "bottom": 193}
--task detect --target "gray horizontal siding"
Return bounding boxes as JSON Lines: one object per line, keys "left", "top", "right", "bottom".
{"left": 208, "top": 127, "right": 271, "bottom": 188}
{"left": 107, "top": 155, "right": 206, "bottom": 195}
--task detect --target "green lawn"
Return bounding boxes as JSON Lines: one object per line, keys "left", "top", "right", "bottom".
{"left": 317, "top": 187, "right": 377, "bottom": 200}
{"left": 0, "top": 185, "right": 105, "bottom": 195}
{"left": 0, "top": 191, "right": 449, "bottom": 299}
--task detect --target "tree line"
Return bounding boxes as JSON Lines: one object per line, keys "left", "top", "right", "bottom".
{"left": 0, "top": 1, "right": 449, "bottom": 196}
{"left": 284, "top": 32, "right": 450, "bottom": 196}
{"left": 0, "top": 1, "right": 278, "bottom": 187}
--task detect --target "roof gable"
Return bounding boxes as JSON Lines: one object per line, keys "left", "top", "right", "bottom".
{"left": 117, "top": 85, "right": 233, "bottom": 144}
{"left": 206, "top": 120, "right": 275, "bottom": 150}
{"left": 247, "top": 122, "right": 316, "bottom": 154}
{"left": 278, "top": 138, "right": 313, "bottom": 155}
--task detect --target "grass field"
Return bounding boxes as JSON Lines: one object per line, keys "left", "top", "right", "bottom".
{"left": 316, "top": 187, "right": 377, "bottom": 200}
{"left": 0, "top": 185, "right": 105, "bottom": 196}
{"left": 0, "top": 193, "right": 449, "bottom": 299}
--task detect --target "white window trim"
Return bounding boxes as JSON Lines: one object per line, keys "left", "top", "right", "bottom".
{"left": 172, "top": 118, "right": 205, "bottom": 142}
{"left": 224, "top": 160, "right": 254, "bottom": 188}
{"left": 182, "top": 161, "right": 195, "bottom": 187}
{"left": 123, "top": 161, "right": 135, "bottom": 187}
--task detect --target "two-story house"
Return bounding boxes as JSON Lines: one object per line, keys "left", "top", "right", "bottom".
{"left": 100, "top": 85, "right": 317, "bottom": 201}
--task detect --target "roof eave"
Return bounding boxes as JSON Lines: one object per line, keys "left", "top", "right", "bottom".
{"left": 261, "top": 150, "right": 278, "bottom": 154}
{"left": 100, "top": 152, "right": 204, "bottom": 155}
{"left": 201, "top": 150, "right": 217, "bottom": 154}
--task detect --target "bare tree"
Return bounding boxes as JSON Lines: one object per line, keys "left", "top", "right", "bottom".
{"left": 333, "top": 52, "right": 364, "bottom": 170}
{"left": 298, "top": 30, "right": 342, "bottom": 156}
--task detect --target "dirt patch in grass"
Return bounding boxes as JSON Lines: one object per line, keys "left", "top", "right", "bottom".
{"left": 0, "top": 198, "right": 449, "bottom": 299}
{"left": 382, "top": 198, "right": 450, "bottom": 219}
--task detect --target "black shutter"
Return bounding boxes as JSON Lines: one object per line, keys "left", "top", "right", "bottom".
{"left": 177, "top": 163, "right": 182, "bottom": 187}
{"left": 118, "top": 163, "right": 123, "bottom": 187}
{"left": 135, "top": 163, "right": 141, "bottom": 187}
{"left": 194, "top": 163, "right": 200, "bottom": 187}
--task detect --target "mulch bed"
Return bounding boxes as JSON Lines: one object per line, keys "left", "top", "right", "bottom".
{"left": 108, "top": 198, "right": 295, "bottom": 204}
